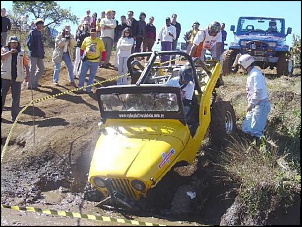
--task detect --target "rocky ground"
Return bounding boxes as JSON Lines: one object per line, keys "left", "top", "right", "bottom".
{"left": 1, "top": 58, "right": 301, "bottom": 226}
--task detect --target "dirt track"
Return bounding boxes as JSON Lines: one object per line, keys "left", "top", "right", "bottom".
{"left": 1, "top": 59, "right": 301, "bottom": 225}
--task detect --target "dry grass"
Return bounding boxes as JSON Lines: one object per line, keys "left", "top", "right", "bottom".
{"left": 216, "top": 136, "right": 301, "bottom": 216}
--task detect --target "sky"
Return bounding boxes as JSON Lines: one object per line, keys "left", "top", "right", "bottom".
{"left": 2, "top": 1, "right": 301, "bottom": 50}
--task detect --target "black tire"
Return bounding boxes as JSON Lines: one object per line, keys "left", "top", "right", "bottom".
{"left": 277, "top": 52, "right": 293, "bottom": 76}
{"left": 222, "top": 50, "right": 238, "bottom": 75}
{"left": 209, "top": 101, "right": 237, "bottom": 148}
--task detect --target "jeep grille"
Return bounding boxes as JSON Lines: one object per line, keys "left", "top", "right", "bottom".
{"left": 110, "top": 178, "right": 139, "bottom": 201}
{"left": 246, "top": 41, "right": 268, "bottom": 51}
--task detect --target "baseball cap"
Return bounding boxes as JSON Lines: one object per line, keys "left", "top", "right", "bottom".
{"left": 8, "top": 36, "right": 19, "bottom": 43}
{"left": 193, "top": 21, "right": 200, "bottom": 26}
{"left": 166, "top": 17, "right": 171, "bottom": 21}
{"left": 105, "top": 9, "right": 112, "bottom": 14}
{"left": 35, "top": 18, "right": 44, "bottom": 25}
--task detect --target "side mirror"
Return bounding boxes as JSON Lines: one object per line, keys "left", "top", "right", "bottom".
{"left": 230, "top": 25, "right": 236, "bottom": 35}
{"left": 287, "top": 27, "right": 292, "bottom": 35}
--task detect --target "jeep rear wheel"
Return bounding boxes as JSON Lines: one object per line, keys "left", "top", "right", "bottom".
{"left": 222, "top": 50, "right": 237, "bottom": 75}
{"left": 210, "top": 101, "right": 237, "bottom": 148}
{"left": 277, "top": 52, "right": 293, "bottom": 76}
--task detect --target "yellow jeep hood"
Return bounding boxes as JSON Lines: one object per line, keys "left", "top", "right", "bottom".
{"left": 89, "top": 121, "right": 190, "bottom": 181}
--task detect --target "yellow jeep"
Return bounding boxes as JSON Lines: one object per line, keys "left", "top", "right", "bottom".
{"left": 88, "top": 51, "right": 236, "bottom": 210}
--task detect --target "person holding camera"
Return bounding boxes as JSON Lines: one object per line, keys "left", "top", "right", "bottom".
{"left": 1, "top": 36, "right": 29, "bottom": 122}
{"left": 73, "top": 22, "right": 90, "bottom": 78}
{"left": 52, "top": 25, "right": 77, "bottom": 87}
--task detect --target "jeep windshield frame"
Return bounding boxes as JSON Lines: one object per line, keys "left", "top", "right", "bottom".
{"left": 96, "top": 85, "right": 186, "bottom": 123}
{"left": 236, "top": 16, "right": 285, "bottom": 36}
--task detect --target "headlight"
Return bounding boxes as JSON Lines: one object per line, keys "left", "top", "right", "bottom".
{"left": 240, "top": 41, "right": 247, "bottom": 46}
{"left": 93, "top": 177, "right": 106, "bottom": 188}
{"left": 131, "top": 180, "right": 146, "bottom": 192}
{"left": 268, "top": 42, "right": 276, "bottom": 47}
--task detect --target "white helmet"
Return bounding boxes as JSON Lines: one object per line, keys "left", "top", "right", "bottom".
{"left": 238, "top": 54, "right": 254, "bottom": 69}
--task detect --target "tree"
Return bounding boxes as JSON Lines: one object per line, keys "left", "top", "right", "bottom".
{"left": 11, "top": 1, "right": 78, "bottom": 29}
{"left": 291, "top": 34, "right": 301, "bottom": 67}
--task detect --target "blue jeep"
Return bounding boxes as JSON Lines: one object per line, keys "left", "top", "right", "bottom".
{"left": 223, "top": 16, "right": 293, "bottom": 76}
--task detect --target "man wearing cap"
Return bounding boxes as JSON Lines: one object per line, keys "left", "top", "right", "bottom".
{"left": 26, "top": 18, "right": 45, "bottom": 89}
{"left": 52, "top": 25, "right": 77, "bottom": 87}
{"left": 183, "top": 21, "right": 200, "bottom": 54}
{"left": 100, "top": 9, "right": 116, "bottom": 68}
{"left": 157, "top": 17, "right": 176, "bottom": 66}
{"left": 1, "top": 8, "right": 11, "bottom": 47}
{"left": 78, "top": 27, "right": 106, "bottom": 93}
{"left": 189, "top": 21, "right": 224, "bottom": 87}
{"left": 1, "top": 36, "right": 29, "bottom": 122}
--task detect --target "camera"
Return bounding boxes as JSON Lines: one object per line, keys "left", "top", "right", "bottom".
{"left": 65, "top": 35, "right": 70, "bottom": 39}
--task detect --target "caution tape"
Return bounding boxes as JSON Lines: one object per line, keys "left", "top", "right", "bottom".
{"left": 1, "top": 204, "right": 166, "bottom": 226}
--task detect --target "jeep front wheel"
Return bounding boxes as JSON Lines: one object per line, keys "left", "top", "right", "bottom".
{"left": 222, "top": 50, "right": 237, "bottom": 75}
{"left": 209, "top": 101, "right": 237, "bottom": 148}
{"left": 277, "top": 52, "right": 293, "bottom": 76}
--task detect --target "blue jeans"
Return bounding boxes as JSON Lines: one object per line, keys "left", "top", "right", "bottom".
{"left": 1, "top": 79, "right": 22, "bottom": 121}
{"left": 53, "top": 52, "right": 74, "bottom": 83}
{"left": 28, "top": 57, "right": 45, "bottom": 88}
{"left": 160, "top": 41, "right": 172, "bottom": 66}
{"left": 117, "top": 56, "right": 128, "bottom": 85}
{"left": 78, "top": 60, "right": 99, "bottom": 92}
{"left": 242, "top": 100, "right": 271, "bottom": 138}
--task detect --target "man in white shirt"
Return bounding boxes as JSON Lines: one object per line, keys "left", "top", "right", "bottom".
{"left": 100, "top": 9, "right": 117, "bottom": 68}
{"left": 189, "top": 21, "right": 224, "bottom": 86}
{"left": 157, "top": 17, "right": 176, "bottom": 66}
{"left": 238, "top": 54, "right": 271, "bottom": 144}
{"left": 166, "top": 65, "right": 195, "bottom": 119}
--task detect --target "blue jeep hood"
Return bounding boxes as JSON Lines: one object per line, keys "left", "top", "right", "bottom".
{"left": 235, "top": 34, "right": 285, "bottom": 43}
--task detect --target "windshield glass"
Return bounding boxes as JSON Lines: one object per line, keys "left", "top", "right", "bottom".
{"left": 238, "top": 18, "right": 282, "bottom": 33}
{"left": 101, "top": 92, "right": 180, "bottom": 112}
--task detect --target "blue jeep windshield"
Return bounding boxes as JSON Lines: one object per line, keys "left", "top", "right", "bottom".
{"left": 101, "top": 92, "right": 180, "bottom": 112}
{"left": 238, "top": 18, "right": 283, "bottom": 34}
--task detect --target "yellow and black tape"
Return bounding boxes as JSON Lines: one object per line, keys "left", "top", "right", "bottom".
{"left": 1, "top": 204, "right": 166, "bottom": 226}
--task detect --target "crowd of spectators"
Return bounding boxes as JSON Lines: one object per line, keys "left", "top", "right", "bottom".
{"left": 1, "top": 7, "right": 230, "bottom": 123}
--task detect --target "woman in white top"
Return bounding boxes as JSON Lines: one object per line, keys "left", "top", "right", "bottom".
{"left": 115, "top": 27, "right": 134, "bottom": 85}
